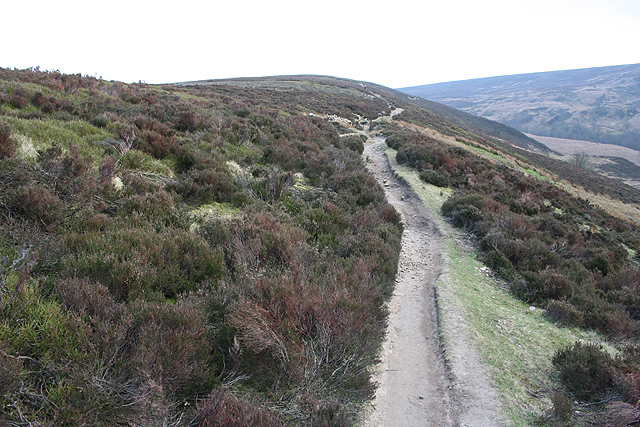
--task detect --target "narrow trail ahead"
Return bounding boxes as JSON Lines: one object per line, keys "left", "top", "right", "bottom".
{"left": 363, "top": 136, "right": 454, "bottom": 426}
{"left": 363, "top": 133, "right": 503, "bottom": 427}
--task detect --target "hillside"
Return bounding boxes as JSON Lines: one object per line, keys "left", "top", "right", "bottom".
{"left": 2, "top": 67, "right": 640, "bottom": 426}
{"left": 0, "top": 69, "right": 406, "bottom": 426}
{"left": 399, "top": 63, "right": 640, "bottom": 151}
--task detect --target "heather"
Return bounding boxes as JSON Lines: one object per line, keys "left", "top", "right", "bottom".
{"left": 0, "top": 68, "right": 401, "bottom": 426}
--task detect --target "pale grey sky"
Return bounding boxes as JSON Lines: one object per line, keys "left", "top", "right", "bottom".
{"left": 3, "top": 0, "right": 640, "bottom": 88}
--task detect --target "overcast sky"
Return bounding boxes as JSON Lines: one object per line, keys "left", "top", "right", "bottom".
{"left": 3, "top": 0, "right": 640, "bottom": 88}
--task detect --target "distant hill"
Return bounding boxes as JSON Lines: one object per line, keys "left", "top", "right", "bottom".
{"left": 359, "top": 81, "right": 549, "bottom": 152}
{"left": 399, "top": 63, "right": 640, "bottom": 151}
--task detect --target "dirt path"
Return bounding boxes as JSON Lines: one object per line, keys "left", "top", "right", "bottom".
{"left": 363, "top": 134, "right": 503, "bottom": 427}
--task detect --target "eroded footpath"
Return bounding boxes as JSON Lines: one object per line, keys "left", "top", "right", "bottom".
{"left": 363, "top": 135, "right": 503, "bottom": 427}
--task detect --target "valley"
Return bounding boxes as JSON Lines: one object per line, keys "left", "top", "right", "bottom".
{"left": 400, "top": 63, "right": 640, "bottom": 152}
{"left": 526, "top": 133, "right": 640, "bottom": 189}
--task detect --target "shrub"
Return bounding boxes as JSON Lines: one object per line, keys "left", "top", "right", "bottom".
{"left": 177, "top": 111, "right": 204, "bottom": 132}
{"left": 90, "top": 115, "right": 110, "bottom": 128}
{"left": 552, "top": 342, "right": 617, "bottom": 402}
{"left": 64, "top": 220, "right": 225, "bottom": 300}
{"left": 126, "top": 299, "right": 217, "bottom": 399}
{"left": 420, "top": 169, "right": 450, "bottom": 187}
{"left": 7, "top": 184, "right": 65, "bottom": 226}
{"left": 118, "top": 188, "right": 178, "bottom": 223}
{"left": 31, "top": 91, "right": 47, "bottom": 108}
{"left": 585, "top": 254, "right": 612, "bottom": 276}
{"left": 0, "top": 122, "right": 15, "bottom": 158}
{"left": 55, "top": 277, "right": 115, "bottom": 320}
{"left": 448, "top": 205, "right": 484, "bottom": 231}
{"left": 552, "top": 390, "right": 573, "bottom": 422}
{"left": 484, "top": 250, "right": 517, "bottom": 281}
{"left": 170, "top": 167, "right": 237, "bottom": 204}
{"left": 10, "top": 94, "right": 28, "bottom": 109}
{"left": 441, "top": 192, "right": 486, "bottom": 217}
{"left": 536, "top": 268, "right": 574, "bottom": 300}
{"left": 546, "top": 300, "right": 584, "bottom": 327}
{"left": 308, "top": 398, "right": 355, "bottom": 427}
{"left": 597, "top": 402, "right": 640, "bottom": 427}
{"left": 342, "top": 135, "right": 364, "bottom": 154}
{"left": 193, "top": 387, "right": 282, "bottom": 427}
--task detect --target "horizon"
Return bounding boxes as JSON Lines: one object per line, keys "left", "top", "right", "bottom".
{"left": 3, "top": 0, "right": 640, "bottom": 89}
{"left": 395, "top": 62, "right": 640, "bottom": 89}
{"left": 6, "top": 61, "right": 639, "bottom": 90}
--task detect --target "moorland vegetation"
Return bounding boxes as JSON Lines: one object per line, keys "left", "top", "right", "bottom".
{"left": 0, "top": 68, "right": 402, "bottom": 426}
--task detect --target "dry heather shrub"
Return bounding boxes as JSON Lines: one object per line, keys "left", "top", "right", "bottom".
{"left": 538, "top": 268, "right": 574, "bottom": 300}
{"left": 0, "top": 350, "right": 22, "bottom": 397}
{"left": 617, "top": 372, "right": 640, "bottom": 404}
{"left": 230, "top": 257, "right": 383, "bottom": 401}
{"left": 553, "top": 342, "right": 617, "bottom": 402}
{"left": 126, "top": 299, "right": 215, "bottom": 399}
{"left": 0, "top": 121, "right": 15, "bottom": 158}
{"left": 596, "top": 402, "right": 640, "bottom": 426}
{"left": 546, "top": 300, "right": 584, "bottom": 327}
{"left": 56, "top": 277, "right": 115, "bottom": 320}
{"left": 193, "top": 387, "right": 282, "bottom": 427}
{"left": 606, "top": 309, "right": 634, "bottom": 339}
{"left": 8, "top": 184, "right": 65, "bottom": 226}
{"left": 306, "top": 398, "right": 355, "bottom": 427}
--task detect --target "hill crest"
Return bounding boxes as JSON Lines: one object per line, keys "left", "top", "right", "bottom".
{"left": 399, "top": 63, "right": 640, "bottom": 151}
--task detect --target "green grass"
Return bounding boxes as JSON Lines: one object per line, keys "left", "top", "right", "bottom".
{"left": 119, "top": 149, "right": 175, "bottom": 177}
{"left": 1, "top": 116, "right": 176, "bottom": 177}
{"left": 189, "top": 201, "right": 241, "bottom": 227}
{"left": 385, "top": 144, "right": 609, "bottom": 426}
{"left": 0, "top": 116, "right": 111, "bottom": 157}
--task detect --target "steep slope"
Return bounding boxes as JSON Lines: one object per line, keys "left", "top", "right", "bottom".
{"left": 399, "top": 63, "right": 640, "bottom": 151}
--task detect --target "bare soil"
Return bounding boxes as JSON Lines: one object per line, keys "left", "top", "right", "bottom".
{"left": 362, "top": 135, "right": 503, "bottom": 427}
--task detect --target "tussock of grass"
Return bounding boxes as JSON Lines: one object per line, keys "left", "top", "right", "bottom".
{"left": 189, "top": 202, "right": 241, "bottom": 224}
{"left": 385, "top": 144, "right": 609, "bottom": 426}
{"left": 119, "top": 149, "right": 174, "bottom": 177}
{"left": 14, "top": 134, "right": 39, "bottom": 162}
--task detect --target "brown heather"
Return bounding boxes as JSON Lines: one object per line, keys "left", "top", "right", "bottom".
{"left": 0, "top": 68, "right": 401, "bottom": 426}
